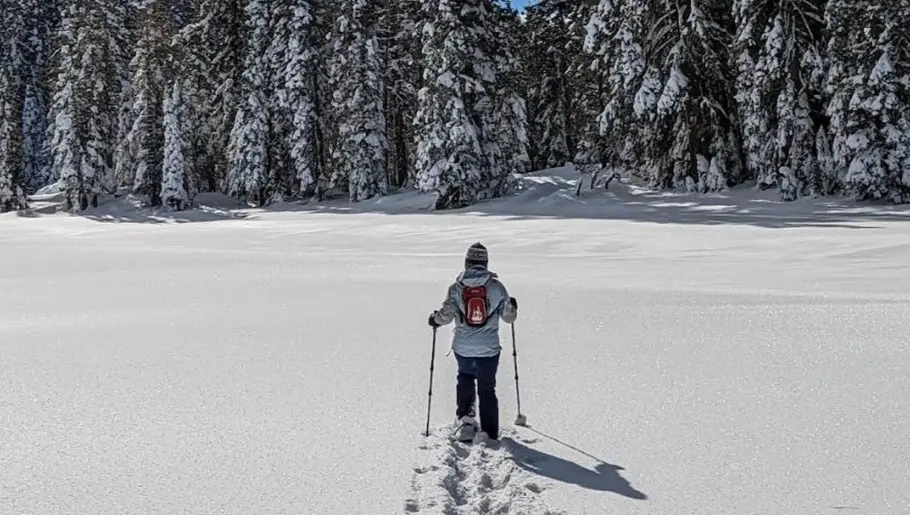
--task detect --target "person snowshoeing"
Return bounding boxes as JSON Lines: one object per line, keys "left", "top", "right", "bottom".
{"left": 428, "top": 242, "right": 517, "bottom": 442}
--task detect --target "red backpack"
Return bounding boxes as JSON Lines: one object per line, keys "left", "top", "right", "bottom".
{"left": 462, "top": 285, "right": 490, "bottom": 327}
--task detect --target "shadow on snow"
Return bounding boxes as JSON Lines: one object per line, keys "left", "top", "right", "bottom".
{"left": 276, "top": 174, "right": 910, "bottom": 230}
{"left": 16, "top": 169, "right": 910, "bottom": 229}
{"left": 506, "top": 425, "right": 647, "bottom": 501}
{"left": 17, "top": 191, "right": 250, "bottom": 224}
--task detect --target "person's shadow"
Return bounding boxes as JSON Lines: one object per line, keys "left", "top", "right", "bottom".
{"left": 502, "top": 426, "right": 647, "bottom": 500}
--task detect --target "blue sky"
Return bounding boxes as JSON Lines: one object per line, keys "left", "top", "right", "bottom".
{"left": 511, "top": 0, "right": 536, "bottom": 10}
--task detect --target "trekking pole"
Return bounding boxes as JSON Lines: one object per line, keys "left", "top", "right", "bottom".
{"left": 511, "top": 323, "right": 527, "bottom": 426}
{"left": 424, "top": 326, "right": 437, "bottom": 436}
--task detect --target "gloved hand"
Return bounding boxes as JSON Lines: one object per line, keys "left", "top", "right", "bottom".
{"left": 509, "top": 297, "right": 517, "bottom": 309}
{"left": 428, "top": 311, "right": 440, "bottom": 327}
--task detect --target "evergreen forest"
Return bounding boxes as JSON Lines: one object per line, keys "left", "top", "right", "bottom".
{"left": 0, "top": 0, "right": 907, "bottom": 213}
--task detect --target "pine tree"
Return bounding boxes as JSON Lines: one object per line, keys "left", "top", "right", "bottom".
{"left": 733, "top": 0, "right": 828, "bottom": 200}
{"left": 647, "top": 0, "right": 741, "bottom": 192}
{"left": 587, "top": 0, "right": 741, "bottom": 191}
{"left": 111, "top": 1, "right": 136, "bottom": 195}
{"left": 20, "top": 0, "right": 54, "bottom": 193}
{"left": 309, "top": 1, "right": 337, "bottom": 200}
{"left": 169, "top": 2, "right": 213, "bottom": 199}
{"left": 489, "top": 2, "right": 530, "bottom": 176}
{"left": 47, "top": 0, "right": 131, "bottom": 211}
{"left": 415, "top": 0, "right": 511, "bottom": 210}
{"left": 46, "top": 11, "right": 79, "bottom": 209}
{"left": 161, "top": 80, "right": 191, "bottom": 210}
{"left": 525, "top": 0, "right": 573, "bottom": 170}
{"left": 1, "top": 0, "right": 27, "bottom": 92}
{"left": 380, "top": 0, "right": 422, "bottom": 188}
{"left": 129, "top": 1, "right": 173, "bottom": 207}
{"left": 113, "top": 0, "right": 140, "bottom": 195}
{"left": 567, "top": 0, "right": 603, "bottom": 172}
{"left": 826, "top": 0, "right": 910, "bottom": 202}
{"left": 267, "top": 0, "right": 319, "bottom": 200}
{"left": 326, "top": 0, "right": 388, "bottom": 202}
{"left": 0, "top": 69, "right": 28, "bottom": 212}
{"left": 562, "top": 0, "right": 607, "bottom": 172}
{"left": 226, "top": 0, "right": 271, "bottom": 205}
{"left": 113, "top": 78, "right": 138, "bottom": 191}
{"left": 178, "top": 0, "right": 246, "bottom": 192}
{"left": 0, "top": 0, "right": 28, "bottom": 211}
{"left": 103, "top": 0, "right": 134, "bottom": 196}
{"left": 583, "top": 0, "right": 648, "bottom": 174}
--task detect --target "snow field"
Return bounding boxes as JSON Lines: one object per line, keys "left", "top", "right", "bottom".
{"left": 2, "top": 169, "right": 910, "bottom": 514}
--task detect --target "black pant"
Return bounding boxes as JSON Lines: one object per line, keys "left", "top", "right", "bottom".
{"left": 455, "top": 353, "right": 500, "bottom": 438}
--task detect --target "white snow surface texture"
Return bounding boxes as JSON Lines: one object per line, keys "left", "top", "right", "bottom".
{"left": 3, "top": 168, "right": 910, "bottom": 514}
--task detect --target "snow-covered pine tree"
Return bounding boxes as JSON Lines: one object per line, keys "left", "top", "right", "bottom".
{"left": 262, "top": 4, "right": 291, "bottom": 201}
{"left": 308, "top": 1, "right": 338, "bottom": 200}
{"left": 46, "top": 6, "right": 79, "bottom": 208}
{"left": 110, "top": 1, "right": 136, "bottom": 196}
{"left": 489, "top": 2, "right": 530, "bottom": 177}
{"left": 171, "top": 74, "right": 201, "bottom": 204}
{"left": 0, "top": 62, "right": 28, "bottom": 212}
{"left": 113, "top": 78, "right": 138, "bottom": 191}
{"left": 0, "top": 0, "right": 26, "bottom": 96}
{"left": 20, "top": 0, "right": 55, "bottom": 193}
{"left": 326, "top": 0, "right": 389, "bottom": 202}
{"left": 524, "top": 0, "right": 573, "bottom": 170}
{"left": 319, "top": 7, "right": 347, "bottom": 197}
{"left": 47, "top": 0, "right": 131, "bottom": 211}
{"left": 178, "top": 0, "right": 246, "bottom": 192}
{"left": 0, "top": 0, "right": 28, "bottom": 211}
{"left": 267, "top": 0, "right": 319, "bottom": 200}
{"left": 379, "top": 0, "right": 422, "bottom": 188}
{"left": 112, "top": 1, "right": 141, "bottom": 195}
{"left": 567, "top": 0, "right": 604, "bottom": 173}
{"left": 167, "top": 2, "right": 211, "bottom": 199}
{"left": 160, "top": 79, "right": 191, "bottom": 210}
{"left": 733, "top": 0, "right": 828, "bottom": 200}
{"left": 129, "top": 0, "right": 174, "bottom": 207}
{"left": 225, "top": 0, "right": 271, "bottom": 205}
{"left": 415, "top": 0, "right": 510, "bottom": 210}
{"left": 101, "top": 0, "right": 133, "bottom": 197}
{"left": 583, "top": 0, "right": 649, "bottom": 175}
{"left": 601, "top": 0, "right": 741, "bottom": 192}
{"left": 826, "top": 0, "right": 910, "bottom": 202}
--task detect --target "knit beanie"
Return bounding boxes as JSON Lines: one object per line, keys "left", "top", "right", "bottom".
{"left": 465, "top": 242, "right": 488, "bottom": 268}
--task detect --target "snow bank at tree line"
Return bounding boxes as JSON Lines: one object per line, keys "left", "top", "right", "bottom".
{"left": 16, "top": 165, "right": 910, "bottom": 225}
{"left": 23, "top": 184, "right": 249, "bottom": 223}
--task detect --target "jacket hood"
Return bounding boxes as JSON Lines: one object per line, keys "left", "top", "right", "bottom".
{"left": 457, "top": 265, "right": 497, "bottom": 287}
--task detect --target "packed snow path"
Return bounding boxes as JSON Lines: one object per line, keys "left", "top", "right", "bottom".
{"left": 3, "top": 169, "right": 910, "bottom": 514}
{"left": 406, "top": 426, "right": 562, "bottom": 514}
{"left": 406, "top": 424, "right": 646, "bottom": 514}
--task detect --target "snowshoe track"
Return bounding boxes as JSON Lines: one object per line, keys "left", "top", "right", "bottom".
{"left": 405, "top": 427, "right": 564, "bottom": 514}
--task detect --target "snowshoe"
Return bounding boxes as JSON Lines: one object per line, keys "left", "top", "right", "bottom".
{"left": 455, "top": 416, "right": 478, "bottom": 443}
{"left": 474, "top": 430, "right": 502, "bottom": 449}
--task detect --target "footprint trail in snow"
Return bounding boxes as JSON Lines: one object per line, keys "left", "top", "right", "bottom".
{"left": 405, "top": 426, "right": 564, "bottom": 514}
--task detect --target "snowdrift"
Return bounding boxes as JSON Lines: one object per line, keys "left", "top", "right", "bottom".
{"left": 15, "top": 166, "right": 910, "bottom": 228}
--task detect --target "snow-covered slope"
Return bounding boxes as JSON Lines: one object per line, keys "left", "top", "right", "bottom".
{"left": 2, "top": 169, "right": 909, "bottom": 514}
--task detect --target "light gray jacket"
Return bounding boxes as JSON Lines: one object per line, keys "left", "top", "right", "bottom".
{"left": 432, "top": 266, "right": 517, "bottom": 358}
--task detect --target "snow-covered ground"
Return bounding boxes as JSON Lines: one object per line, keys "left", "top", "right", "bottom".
{"left": 3, "top": 168, "right": 910, "bottom": 514}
